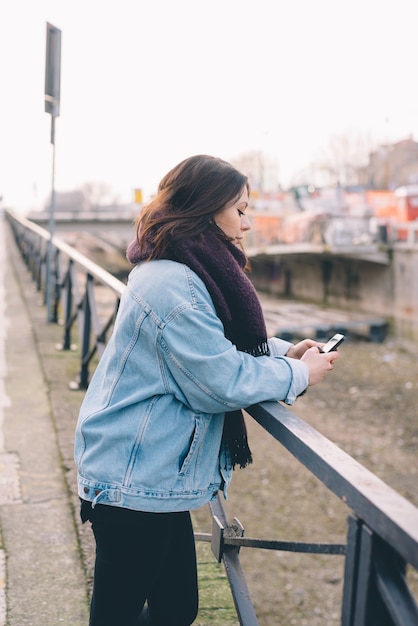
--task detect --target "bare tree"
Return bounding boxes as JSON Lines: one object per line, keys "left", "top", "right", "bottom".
{"left": 81, "top": 181, "right": 120, "bottom": 210}
{"left": 230, "top": 151, "right": 280, "bottom": 194}
{"left": 313, "top": 130, "right": 373, "bottom": 187}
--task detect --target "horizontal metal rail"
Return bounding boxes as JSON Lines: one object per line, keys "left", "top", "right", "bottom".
{"left": 5, "top": 208, "right": 418, "bottom": 626}
{"left": 195, "top": 531, "right": 346, "bottom": 555}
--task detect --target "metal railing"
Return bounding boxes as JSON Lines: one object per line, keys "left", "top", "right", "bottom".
{"left": 6, "top": 208, "right": 418, "bottom": 625}
{"left": 6, "top": 209, "right": 124, "bottom": 390}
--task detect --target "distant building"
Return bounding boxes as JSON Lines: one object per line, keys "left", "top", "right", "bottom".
{"left": 44, "top": 190, "right": 88, "bottom": 213}
{"left": 358, "top": 135, "right": 418, "bottom": 190}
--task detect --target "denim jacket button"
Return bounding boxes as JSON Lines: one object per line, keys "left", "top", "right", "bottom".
{"left": 94, "top": 489, "right": 101, "bottom": 496}
{"left": 83, "top": 486, "right": 89, "bottom": 493}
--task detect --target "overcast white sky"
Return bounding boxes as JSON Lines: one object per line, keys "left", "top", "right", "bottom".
{"left": 1, "top": 0, "right": 417, "bottom": 213}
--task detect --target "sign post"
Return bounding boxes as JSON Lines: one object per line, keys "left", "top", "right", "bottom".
{"left": 44, "top": 22, "right": 61, "bottom": 322}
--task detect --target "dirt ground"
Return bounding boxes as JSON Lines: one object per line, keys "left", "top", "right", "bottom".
{"left": 195, "top": 335, "right": 418, "bottom": 625}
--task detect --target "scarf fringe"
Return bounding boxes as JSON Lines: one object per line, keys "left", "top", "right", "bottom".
{"left": 230, "top": 437, "right": 253, "bottom": 470}
{"left": 246, "top": 341, "right": 270, "bottom": 358}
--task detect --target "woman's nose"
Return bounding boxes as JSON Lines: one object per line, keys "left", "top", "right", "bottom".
{"left": 241, "top": 214, "right": 251, "bottom": 231}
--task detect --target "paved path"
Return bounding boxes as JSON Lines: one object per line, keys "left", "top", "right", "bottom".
{"left": 0, "top": 215, "right": 89, "bottom": 625}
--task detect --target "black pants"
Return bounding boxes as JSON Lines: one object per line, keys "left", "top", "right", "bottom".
{"left": 81, "top": 501, "right": 199, "bottom": 626}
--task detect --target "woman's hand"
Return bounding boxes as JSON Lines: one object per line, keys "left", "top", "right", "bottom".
{"left": 301, "top": 346, "right": 339, "bottom": 386}
{"left": 286, "top": 338, "right": 322, "bottom": 360}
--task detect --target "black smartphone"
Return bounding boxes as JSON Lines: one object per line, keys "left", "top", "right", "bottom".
{"left": 320, "top": 333, "right": 345, "bottom": 353}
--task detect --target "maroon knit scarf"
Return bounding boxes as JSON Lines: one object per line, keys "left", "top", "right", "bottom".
{"left": 126, "top": 230, "right": 270, "bottom": 469}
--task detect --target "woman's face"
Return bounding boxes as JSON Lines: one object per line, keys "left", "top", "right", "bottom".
{"left": 215, "top": 186, "right": 251, "bottom": 246}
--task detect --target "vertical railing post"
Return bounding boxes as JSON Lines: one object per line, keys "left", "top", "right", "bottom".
{"left": 61, "top": 260, "right": 74, "bottom": 350}
{"left": 210, "top": 497, "right": 259, "bottom": 626}
{"left": 35, "top": 235, "right": 43, "bottom": 292}
{"left": 51, "top": 246, "right": 60, "bottom": 323}
{"left": 341, "top": 515, "right": 362, "bottom": 626}
{"left": 78, "top": 274, "right": 92, "bottom": 390}
{"left": 349, "top": 522, "right": 392, "bottom": 626}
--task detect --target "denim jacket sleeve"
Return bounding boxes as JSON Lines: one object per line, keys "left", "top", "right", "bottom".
{"left": 158, "top": 279, "right": 309, "bottom": 410}
{"left": 267, "top": 336, "right": 294, "bottom": 356}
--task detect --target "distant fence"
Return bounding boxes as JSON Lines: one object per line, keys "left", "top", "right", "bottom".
{"left": 6, "top": 208, "right": 418, "bottom": 626}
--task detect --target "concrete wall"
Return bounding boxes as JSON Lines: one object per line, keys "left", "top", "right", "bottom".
{"left": 250, "top": 248, "right": 418, "bottom": 341}
{"left": 392, "top": 247, "right": 418, "bottom": 341}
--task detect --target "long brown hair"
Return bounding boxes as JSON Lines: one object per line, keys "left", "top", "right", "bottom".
{"left": 135, "top": 155, "right": 249, "bottom": 260}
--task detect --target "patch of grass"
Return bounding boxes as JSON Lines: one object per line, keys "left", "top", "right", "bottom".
{"left": 194, "top": 541, "right": 238, "bottom": 625}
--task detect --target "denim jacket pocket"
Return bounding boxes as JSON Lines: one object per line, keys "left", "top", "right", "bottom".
{"left": 178, "top": 418, "right": 201, "bottom": 476}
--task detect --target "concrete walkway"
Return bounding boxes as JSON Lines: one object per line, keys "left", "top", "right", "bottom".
{"left": 0, "top": 214, "right": 89, "bottom": 625}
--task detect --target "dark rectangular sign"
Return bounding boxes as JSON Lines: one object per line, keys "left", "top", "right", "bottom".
{"left": 45, "top": 22, "right": 61, "bottom": 116}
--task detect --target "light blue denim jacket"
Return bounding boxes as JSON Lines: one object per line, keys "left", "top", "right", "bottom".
{"left": 75, "top": 260, "right": 309, "bottom": 512}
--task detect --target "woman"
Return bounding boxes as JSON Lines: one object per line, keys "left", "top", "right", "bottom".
{"left": 75, "top": 155, "right": 338, "bottom": 626}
